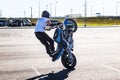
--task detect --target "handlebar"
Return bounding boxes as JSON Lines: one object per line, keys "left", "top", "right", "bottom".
{"left": 50, "top": 22, "right": 63, "bottom": 29}
{"left": 49, "top": 19, "right": 78, "bottom": 33}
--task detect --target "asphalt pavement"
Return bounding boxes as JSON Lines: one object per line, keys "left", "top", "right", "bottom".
{"left": 0, "top": 27, "right": 120, "bottom": 80}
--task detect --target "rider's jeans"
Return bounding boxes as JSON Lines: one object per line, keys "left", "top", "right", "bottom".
{"left": 35, "top": 32, "right": 55, "bottom": 54}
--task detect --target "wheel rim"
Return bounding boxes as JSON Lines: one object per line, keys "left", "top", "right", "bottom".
{"left": 65, "top": 54, "right": 75, "bottom": 66}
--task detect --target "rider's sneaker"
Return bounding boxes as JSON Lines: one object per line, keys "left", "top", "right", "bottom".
{"left": 52, "top": 52, "right": 59, "bottom": 62}
{"left": 49, "top": 51, "right": 57, "bottom": 57}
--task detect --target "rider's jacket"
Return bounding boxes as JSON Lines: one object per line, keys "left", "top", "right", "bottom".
{"left": 34, "top": 17, "right": 49, "bottom": 32}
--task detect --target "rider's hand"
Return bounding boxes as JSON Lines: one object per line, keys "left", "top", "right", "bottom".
{"left": 45, "top": 26, "right": 51, "bottom": 31}
{"left": 45, "top": 28, "right": 51, "bottom": 31}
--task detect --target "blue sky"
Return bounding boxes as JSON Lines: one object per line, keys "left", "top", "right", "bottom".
{"left": 0, "top": 0, "right": 119, "bottom": 18}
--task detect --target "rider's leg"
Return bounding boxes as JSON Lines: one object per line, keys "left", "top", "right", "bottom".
{"left": 35, "top": 32, "right": 52, "bottom": 55}
{"left": 47, "top": 37, "right": 54, "bottom": 52}
{"left": 41, "top": 32, "right": 55, "bottom": 52}
{"left": 39, "top": 39, "right": 51, "bottom": 54}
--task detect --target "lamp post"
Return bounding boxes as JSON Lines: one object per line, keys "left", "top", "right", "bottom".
{"left": 46, "top": 5, "right": 48, "bottom": 11}
{"left": 84, "top": 0, "right": 87, "bottom": 27}
{"left": 70, "top": 9, "right": 73, "bottom": 18}
{"left": 116, "top": 1, "right": 119, "bottom": 16}
{"left": 55, "top": 1, "right": 57, "bottom": 17}
{"left": 91, "top": 5, "right": 93, "bottom": 17}
{"left": 39, "top": 0, "right": 40, "bottom": 18}
{"left": 116, "top": 1, "right": 119, "bottom": 25}
{"left": 30, "top": 7, "right": 32, "bottom": 18}
{"left": 102, "top": 7, "right": 104, "bottom": 16}
{"left": 0, "top": 10, "right": 2, "bottom": 17}
{"left": 24, "top": 10, "right": 26, "bottom": 18}
{"left": 50, "top": 3, "right": 52, "bottom": 17}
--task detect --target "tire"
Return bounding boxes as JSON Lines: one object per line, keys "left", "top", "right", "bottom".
{"left": 64, "top": 18, "right": 78, "bottom": 33}
{"left": 61, "top": 52, "right": 77, "bottom": 69}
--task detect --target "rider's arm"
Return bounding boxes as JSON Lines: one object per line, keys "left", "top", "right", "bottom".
{"left": 46, "top": 20, "right": 51, "bottom": 26}
{"left": 45, "top": 20, "right": 52, "bottom": 31}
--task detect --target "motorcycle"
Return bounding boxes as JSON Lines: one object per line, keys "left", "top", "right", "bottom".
{"left": 50, "top": 18, "right": 77, "bottom": 69}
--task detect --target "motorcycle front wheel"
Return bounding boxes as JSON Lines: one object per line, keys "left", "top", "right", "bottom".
{"left": 61, "top": 52, "right": 76, "bottom": 69}
{"left": 64, "top": 18, "right": 78, "bottom": 33}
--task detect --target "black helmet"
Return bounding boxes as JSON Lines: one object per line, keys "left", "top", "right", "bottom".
{"left": 42, "top": 11, "right": 50, "bottom": 18}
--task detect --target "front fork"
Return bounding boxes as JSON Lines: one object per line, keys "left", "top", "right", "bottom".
{"left": 66, "top": 48, "right": 74, "bottom": 64}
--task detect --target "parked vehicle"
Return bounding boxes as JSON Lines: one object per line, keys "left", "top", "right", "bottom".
{"left": 0, "top": 20, "right": 7, "bottom": 26}
{"left": 8, "top": 19, "right": 31, "bottom": 27}
{"left": 8, "top": 19, "right": 22, "bottom": 27}
{"left": 22, "top": 19, "right": 31, "bottom": 26}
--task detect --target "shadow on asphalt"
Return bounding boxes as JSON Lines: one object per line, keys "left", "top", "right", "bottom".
{"left": 26, "top": 68, "right": 75, "bottom": 80}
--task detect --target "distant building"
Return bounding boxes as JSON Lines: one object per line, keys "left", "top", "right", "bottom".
{"left": 96, "top": 13, "right": 101, "bottom": 17}
{"left": 66, "top": 14, "right": 81, "bottom": 18}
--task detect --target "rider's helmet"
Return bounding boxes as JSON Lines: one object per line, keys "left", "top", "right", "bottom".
{"left": 64, "top": 19, "right": 74, "bottom": 32}
{"left": 42, "top": 11, "right": 50, "bottom": 18}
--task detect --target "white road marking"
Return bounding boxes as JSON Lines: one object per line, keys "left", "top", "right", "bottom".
{"left": 32, "top": 66, "right": 40, "bottom": 75}
{"left": 101, "top": 64, "right": 120, "bottom": 73}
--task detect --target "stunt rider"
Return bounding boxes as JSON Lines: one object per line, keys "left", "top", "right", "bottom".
{"left": 34, "top": 10, "right": 57, "bottom": 59}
